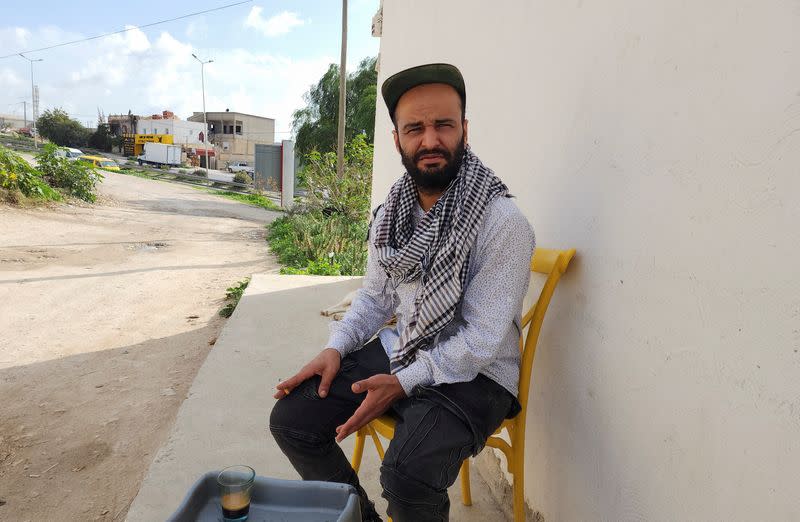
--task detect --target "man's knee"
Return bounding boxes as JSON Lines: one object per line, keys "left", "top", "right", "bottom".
{"left": 380, "top": 461, "right": 439, "bottom": 502}
{"left": 268, "top": 384, "right": 325, "bottom": 447}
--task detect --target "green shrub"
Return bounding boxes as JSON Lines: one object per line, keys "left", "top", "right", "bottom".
{"left": 0, "top": 145, "right": 61, "bottom": 201}
{"left": 266, "top": 135, "right": 372, "bottom": 276}
{"left": 193, "top": 169, "right": 207, "bottom": 177}
{"left": 233, "top": 171, "right": 253, "bottom": 185}
{"left": 36, "top": 143, "right": 103, "bottom": 202}
{"left": 279, "top": 256, "right": 342, "bottom": 276}
{"left": 302, "top": 134, "right": 373, "bottom": 221}
{"left": 219, "top": 278, "right": 250, "bottom": 318}
{"left": 267, "top": 212, "right": 368, "bottom": 276}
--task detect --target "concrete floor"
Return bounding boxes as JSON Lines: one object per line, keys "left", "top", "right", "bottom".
{"left": 127, "top": 274, "right": 510, "bottom": 521}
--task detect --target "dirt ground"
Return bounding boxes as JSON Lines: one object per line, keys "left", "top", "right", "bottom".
{"left": 0, "top": 171, "right": 280, "bottom": 521}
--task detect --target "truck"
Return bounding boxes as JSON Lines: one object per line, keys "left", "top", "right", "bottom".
{"left": 137, "top": 142, "right": 182, "bottom": 167}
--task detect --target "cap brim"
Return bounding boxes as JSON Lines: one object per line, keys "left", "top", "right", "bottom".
{"left": 381, "top": 63, "right": 465, "bottom": 118}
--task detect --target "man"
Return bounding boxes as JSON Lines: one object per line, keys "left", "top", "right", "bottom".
{"left": 270, "top": 63, "right": 535, "bottom": 521}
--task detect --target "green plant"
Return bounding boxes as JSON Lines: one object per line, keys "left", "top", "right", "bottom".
{"left": 36, "top": 108, "right": 92, "bottom": 147}
{"left": 279, "top": 256, "right": 342, "bottom": 276}
{"left": 233, "top": 171, "right": 253, "bottom": 185}
{"left": 293, "top": 56, "right": 378, "bottom": 156}
{"left": 36, "top": 143, "right": 103, "bottom": 202}
{"left": 267, "top": 211, "right": 368, "bottom": 276}
{"left": 210, "top": 190, "right": 280, "bottom": 211}
{"left": 0, "top": 145, "right": 61, "bottom": 201}
{"left": 303, "top": 134, "right": 373, "bottom": 221}
{"left": 193, "top": 169, "right": 207, "bottom": 177}
{"left": 88, "top": 123, "right": 114, "bottom": 152}
{"left": 219, "top": 278, "right": 250, "bottom": 318}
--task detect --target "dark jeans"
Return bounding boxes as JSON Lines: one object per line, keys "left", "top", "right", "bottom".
{"left": 269, "top": 338, "right": 518, "bottom": 522}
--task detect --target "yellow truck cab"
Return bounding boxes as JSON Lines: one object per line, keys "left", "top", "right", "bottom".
{"left": 79, "top": 155, "right": 120, "bottom": 171}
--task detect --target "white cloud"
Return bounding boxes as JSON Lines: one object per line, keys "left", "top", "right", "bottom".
{"left": 0, "top": 68, "right": 22, "bottom": 87}
{"left": 0, "top": 23, "right": 338, "bottom": 136}
{"left": 244, "top": 7, "right": 304, "bottom": 37}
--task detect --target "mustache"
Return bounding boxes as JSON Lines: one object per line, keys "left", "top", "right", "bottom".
{"left": 413, "top": 147, "right": 452, "bottom": 164}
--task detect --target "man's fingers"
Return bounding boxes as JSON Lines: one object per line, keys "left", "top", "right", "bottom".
{"left": 276, "top": 367, "right": 313, "bottom": 392}
{"left": 336, "top": 404, "right": 370, "bottom": 442}
{"left": 318, "top": 367, "right": 336, "bottom": 398}
{"left": 351, "top": 375, "right": 380, "bottom": 393}
{"left": 273, "top": 387, "right": 291, "bottom": 400}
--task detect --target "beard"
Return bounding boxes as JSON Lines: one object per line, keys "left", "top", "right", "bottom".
{"left": 400, "top": 135, "right": 466, "bottom": 193}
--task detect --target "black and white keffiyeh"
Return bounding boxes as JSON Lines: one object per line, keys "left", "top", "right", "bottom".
{"left": 373, "top": 146, "right": 509, "bottom": 373}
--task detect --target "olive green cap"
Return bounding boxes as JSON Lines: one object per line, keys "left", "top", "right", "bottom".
{"left": 381, "top": 63, "right": 466, "bottom": 119}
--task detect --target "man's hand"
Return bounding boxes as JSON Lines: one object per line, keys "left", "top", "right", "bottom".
{"left": 274, "top": 348, "right": 341, "bottom": 399}
{"left": 335, "top": 374, "right": 406, "bottom": 442}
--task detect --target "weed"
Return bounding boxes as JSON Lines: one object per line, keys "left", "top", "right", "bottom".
{"left": 211, "top": 190, "right": 280, "bottom": 211}
{"left": 219, "top": 278, "right": 250, "bottom": 318}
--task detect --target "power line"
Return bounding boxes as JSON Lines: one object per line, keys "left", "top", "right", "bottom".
{"left": 0, "top": 0, "right": 253, "bottom": 60}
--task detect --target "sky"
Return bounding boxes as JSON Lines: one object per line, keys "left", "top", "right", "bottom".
{"left": 0, "top": 0, "right": 381, "bottom": 139}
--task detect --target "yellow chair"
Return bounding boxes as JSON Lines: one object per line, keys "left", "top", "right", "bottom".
{"left": 350, "top": 247, "right": 576, "bottom": 522}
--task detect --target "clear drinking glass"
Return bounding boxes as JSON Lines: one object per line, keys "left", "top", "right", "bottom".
{"left": 217, "top": 465, "right": 255, "bottom": 521}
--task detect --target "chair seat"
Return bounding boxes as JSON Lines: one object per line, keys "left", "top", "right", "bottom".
{"left": 370, "top": 414, "right": 511, "bottom": 440}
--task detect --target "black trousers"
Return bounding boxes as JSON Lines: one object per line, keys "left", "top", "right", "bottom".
{"left": 269, "top": 339, "right": 518, "bottom": 521}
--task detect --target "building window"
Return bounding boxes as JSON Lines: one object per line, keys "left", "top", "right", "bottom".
{"left": 235, "top": 125, "right": 242, "bottom": 134}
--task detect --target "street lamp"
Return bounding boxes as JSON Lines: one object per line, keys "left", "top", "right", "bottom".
{"left": 19, "top": 53, "right": 43, "bottom": 149}
{"left": 192, "top": 53, "right": 213, "bottom": 171}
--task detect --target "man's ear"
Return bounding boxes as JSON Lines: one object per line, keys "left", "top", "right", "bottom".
{"left": 392, "top": 129, "right": 401, "bottom": 153}
{"left": 463, "top": 119, "right": 469, "bottom": 146}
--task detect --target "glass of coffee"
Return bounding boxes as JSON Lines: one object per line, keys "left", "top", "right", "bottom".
{"left": 217, "top": 465, "right": 255, "bottom": 521}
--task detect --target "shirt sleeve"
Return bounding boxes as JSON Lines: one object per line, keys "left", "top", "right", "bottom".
{"left": 326, "top": 212, "right": 396, "bottom": 358}
{"left": 394, "top": 201, "right": 536, "bottom": 395}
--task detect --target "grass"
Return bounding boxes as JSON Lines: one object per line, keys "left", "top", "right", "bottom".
{"left": 117, "top": 167, "right": 161, "bottom": 180}
{"left": 209, "top": 190, "right": 281, "bottom": 211}
{"left": 219, "top": 278, "right": 250, "bottom": 318}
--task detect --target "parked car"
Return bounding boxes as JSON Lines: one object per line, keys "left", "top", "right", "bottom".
{"left": 79, "top": 155, "right": 120, "bottom": 171}
{"left": 227, "top": 161, "right": 254, "bottom": 174}
{"left": 55, "top": 147, "right": 84, "bottom": 160}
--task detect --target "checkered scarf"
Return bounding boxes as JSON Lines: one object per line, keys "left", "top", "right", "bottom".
{"left": 373, "top": 146, "right": 509, "bottom": 373}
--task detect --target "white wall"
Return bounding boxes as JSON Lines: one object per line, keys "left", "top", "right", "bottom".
{"left": 137, "top": 119, "right": 206, "bottom": 144}
{"left": 372, "top": 1, "right": 800, "bottom": 520}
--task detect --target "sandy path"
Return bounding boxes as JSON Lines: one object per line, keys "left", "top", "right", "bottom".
{"left": 0, "top": 171, "right": 281, "bottom": 521}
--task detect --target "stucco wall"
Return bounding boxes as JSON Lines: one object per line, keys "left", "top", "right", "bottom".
{"left": 371, "top": 1, "right": 800, "bottom": 520}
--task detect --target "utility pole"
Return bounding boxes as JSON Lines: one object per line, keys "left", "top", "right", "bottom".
{"left": 19, "top": 53, "right": 43, "bottom": 149}
{"left": 192, "top": 53, "right": 214, "bottom": 171}
{"left": 336, "top": 0, "right": 348, "bottom": 178}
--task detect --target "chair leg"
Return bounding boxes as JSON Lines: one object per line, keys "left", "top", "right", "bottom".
{"left": 460, "top": 459, "right": 473, "bottom": 506}
{"left": 512, "top": 468, "right": 525, "bottom": 522}
{"left": 351, "top": 426, "right": 367, "bottom": 473}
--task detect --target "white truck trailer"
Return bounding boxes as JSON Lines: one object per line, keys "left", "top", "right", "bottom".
{"left": 137, "top": 142, "right": 182, "bottom": 167}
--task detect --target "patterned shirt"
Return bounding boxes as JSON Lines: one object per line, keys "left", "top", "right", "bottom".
{"left": 327, "top": 195, "right": 535, "bottom": 397}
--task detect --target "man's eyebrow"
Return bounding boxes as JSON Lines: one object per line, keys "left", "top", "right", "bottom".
{"left": 402, "top": 121, "right": 423, "bottom": 131}
{"left": 402, "top": 118, "right": 456, "bottom": 131}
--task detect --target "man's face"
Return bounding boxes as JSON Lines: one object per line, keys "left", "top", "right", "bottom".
{"left": 393, "top": 83, "right": 468, "bottom": 193}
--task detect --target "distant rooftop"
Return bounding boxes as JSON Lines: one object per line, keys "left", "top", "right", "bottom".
{"left": 190, "top": 111, "right": 275, "bottom": 121}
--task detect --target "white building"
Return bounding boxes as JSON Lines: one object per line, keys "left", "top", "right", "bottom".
{"left": 371, "top": 1, "right": 800, "bottom": 521}
{"left": 136, "top": 118, "right": 207, "bottom": 146}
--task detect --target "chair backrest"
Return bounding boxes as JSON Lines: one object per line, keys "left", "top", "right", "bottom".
{"left": 516, "top": 248, "right": 576, "bottom": 416}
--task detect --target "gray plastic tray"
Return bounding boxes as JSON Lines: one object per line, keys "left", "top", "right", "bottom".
{"left": 167, "top": 472, "right": 361, "bottom": 522}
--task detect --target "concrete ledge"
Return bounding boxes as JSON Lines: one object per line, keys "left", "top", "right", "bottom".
{"left": 127, "top": 274, "right": 509, "bottom": 521}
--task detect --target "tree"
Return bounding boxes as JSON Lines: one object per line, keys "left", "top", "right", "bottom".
{"left": 292, "top": 56, "right": 378, "bottom": 157}
{"left": 88, "top": 124, "right": 113, "bottom": 152}
{"left": 36, "top": 109, "right": 91, "bottom": 148}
